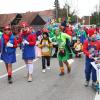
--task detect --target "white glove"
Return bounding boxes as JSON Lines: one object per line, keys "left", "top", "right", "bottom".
{"left": 6, "top": 42, "right": 13, "bottom": 47}
{"left": 89, "top": 55, "right": 93, "bottom": 59}
{"left": 22, "top": 40, "right": 29, "bottom": 45}
{"left": 53, "top": 42, "right": 58, "bottom": 45}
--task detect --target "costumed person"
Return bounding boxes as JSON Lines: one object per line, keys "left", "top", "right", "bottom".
{"left": 73, "top": 38, "right": 83, "bottom": 58}
{"left": 47, "top": 24, "right": 58, "bottom": 58}
{"left": 35, "top": 30, "right": 42, "bottom": 58}
{"left": 54, "top": 27, "right": 72, "bottom": 76}
{"left": 64, "top": 24, "right": 73, "bottom": 37}
{"left": 95, "top": 29, "right": 100, "bottom": 40}
{"left": 83, "top": 33, "right": 100, "bottom": 87}
{"left": 18, "top": 22, "right": 36, "bottom": 82}
{"left": 61, "top": 18, "right": 66, "bottom": 31}
{"left": 0, "top": 31, "right": 3, "bottom": 52}
{"left": 1, "top": 25, "right": 18, "bottom": 84}
{"left": 79, "top": 28, "right": 87, "bottom": 44}
{"left": 38, "top": 32, "right": 52, "bottom": 73}
{"left": 50, "top": 28, "right": 58, "bottom": 58}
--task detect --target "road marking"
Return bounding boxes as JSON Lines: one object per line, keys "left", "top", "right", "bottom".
{"left": 0, "top": 58, "right": 39, "bottom": 79}
{"left": 94, "top": 93, "right": 100, "bottom": 100}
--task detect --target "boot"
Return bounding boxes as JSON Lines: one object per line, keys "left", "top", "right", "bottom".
{"left": 67, "top": 64, "right": 71, "bottom": 73}
{"left": 65, "top": 62, "right": 71, "bottom": 73}
{"left": 59, "top": 67, "right": 65, "bottom": 76}
{"left": 28, "top": 74, "right": 32, "bottom": 82}
{"left": 8, "top": 76, "right": 13, "bottom": 84}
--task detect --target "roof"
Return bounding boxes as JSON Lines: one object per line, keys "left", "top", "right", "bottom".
{"left": 38, "top": 10, "right": 54, "bottom": 22}
{"left": 0, "top": 9, "right": 54, "bottom": 27}
{"left": 39, "top": 10, "right": 54, "bottom": 17}
{"left": 19, "top": 12, "right": 39, "bottom": 25}
{"left": 0, "top": 13, "right": 17, "bottom": 27}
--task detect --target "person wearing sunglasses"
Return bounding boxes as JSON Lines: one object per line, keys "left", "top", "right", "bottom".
{"left": 1, "top": 25, "right": 18, "bottom": 84}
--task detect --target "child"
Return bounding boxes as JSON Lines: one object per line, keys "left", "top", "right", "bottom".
{"left": 38, "top": 32, "right": 52, "bottom": 72}
{"left": 1, "top": 25, "right": 18, "bottom": 84}
{"left": 73, "top": 38, "right": 83, "bottom": 57}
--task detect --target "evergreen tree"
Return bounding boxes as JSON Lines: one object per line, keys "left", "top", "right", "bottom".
{"left": 90, "top": 12, "right": 100, "bottom": 25}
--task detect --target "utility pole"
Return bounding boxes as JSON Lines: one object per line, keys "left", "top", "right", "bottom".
{"left": 88, "top": 0, "right": 91, "bottom": 25}
{"left": 54, "top": 0, "right": 59, "bottom": 20}
{"left": 65, "top": 0, "right": 69, "bottom": 18}
{"left": 76, "top": 0, "right": 78, "bottom": 24}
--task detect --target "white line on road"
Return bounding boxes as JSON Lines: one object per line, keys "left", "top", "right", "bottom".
{"left": 94, "top": 93, "right": 100, "bottom": 100}
{"left": 0, "top": 58, "right": 39, "bottom": 79}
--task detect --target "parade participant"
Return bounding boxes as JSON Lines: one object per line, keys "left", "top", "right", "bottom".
{"left": 18, "top": 22, "right": 36, "bottom": 82}
{"left": 87, "top": 26, "right": 96, "bottom": 37}
{"left": 38, "top": 32, "right": 52, "bottom": 73}
{"left": 95, "top": 28, "right": 100, "bottom": 40}
{"left": 73, "top": 38, "right": 83, "bottom": 57}
{"left": 79, "top": 28, "right": 87, "bottom": 44}
{"left": 61, "top": 19, "right": 66, "bottom": 31}
{"left": 0, "top": 31, "right": 3, "bottom": 52}
{"left": 35, "top": 30, "right": 42, "bottom": 58}
{"left": 75, "top": 27, "right": 87, "bottom": 44}
{"left": 83, "top": 33, "right": 100, "bottom": 87}
{"left": 48, "top": 25, "right": 58, "bottom": 58}
{"left": 1, "top": 25, "right": 18, "bottom": 84}
{"left": 64, "top": 25, "right": 73, "bottom": 37}
{"left": 54, "top": 28, "right": 71, "bottom": 76}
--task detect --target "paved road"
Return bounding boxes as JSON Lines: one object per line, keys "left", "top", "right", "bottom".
{"left": 0, "top": 48, "right": 97, "bottom": 100}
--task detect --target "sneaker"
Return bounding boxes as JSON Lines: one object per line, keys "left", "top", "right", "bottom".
{"left": 47, "top": 66, "right": 51, "bottom": 70}
{"left": 28, "top": 74, "right": 32, "bottom": 82}
{"left": 92, "top": 82, "right": 97, "bottom": 88}
{"left": 42, "top": 69, "right": 46, "bottom": 73}
{"left": 84, "top": 81, "right": 89, "bottom": 87}
{"left": 8, "top": 77, "right": 13, "bottom": 84}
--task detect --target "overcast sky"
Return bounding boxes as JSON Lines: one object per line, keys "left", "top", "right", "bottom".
{"left": 0, "top": 0, "right": 99, "bottom": 17}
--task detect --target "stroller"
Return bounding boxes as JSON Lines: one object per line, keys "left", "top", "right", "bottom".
{"left": 91, "top": 56, "right": 100, "bottom": 94}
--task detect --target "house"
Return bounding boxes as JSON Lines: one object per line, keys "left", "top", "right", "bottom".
{"left": 19, "top": 12, "right": 46, "bottom": 31}
{"left": 0, "top": 12, "right": 47, "bottom": 33}
{"left": 0, "top": 13, "right": 22, "bottom": 33}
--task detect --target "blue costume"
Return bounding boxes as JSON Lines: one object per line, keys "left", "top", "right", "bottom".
{"left": 21, "top": 34, "right": 36, "bottom": 60}
{"left": 1, "top": 33, "right": 16, "bottom": 63}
